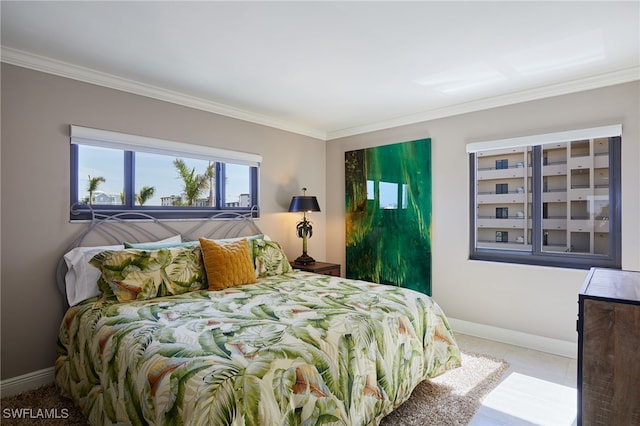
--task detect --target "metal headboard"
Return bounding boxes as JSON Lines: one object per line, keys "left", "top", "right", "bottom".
{"left": 56, "top": 205, "right": 262, "bottom": 305}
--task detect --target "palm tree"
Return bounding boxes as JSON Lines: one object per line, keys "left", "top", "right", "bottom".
{"left": 205, "top": 161, "right": 215, "bottom": 206}
{"left": 136, "top": 186, "right": 156, "bottom": 206}
{"left": 173, "top": 159, "right": 214, "bottom": 206}
{"left": 87, "top": 175, "right": 105, "bottom": 205}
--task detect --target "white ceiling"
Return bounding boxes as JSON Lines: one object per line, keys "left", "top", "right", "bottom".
{"left": 2, "top": 1, "right": 639, "bottom": 140}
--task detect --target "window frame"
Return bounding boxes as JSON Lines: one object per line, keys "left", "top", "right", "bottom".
{"left": 69, "top": 126, "right": 260, "bottom": 221}
{"left": 469, "top": 129, "right": 621, "bottom": 270}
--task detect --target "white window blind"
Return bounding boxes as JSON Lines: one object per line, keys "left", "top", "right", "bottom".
{"left": 70, "top": 125, "right": 262, "bottom": 167}
{"left": 466, "top": 124, "right": 622, "bottom": 153}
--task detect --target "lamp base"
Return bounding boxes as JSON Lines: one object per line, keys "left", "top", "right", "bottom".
{"left": 294, "top": 253, "right": 316, "bottom": 265}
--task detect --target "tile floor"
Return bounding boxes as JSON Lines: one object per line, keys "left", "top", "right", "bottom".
{"left": 455, "top": 333, "right": 578, "bottom": 426}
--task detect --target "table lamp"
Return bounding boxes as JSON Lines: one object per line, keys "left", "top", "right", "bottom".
{"left": 288, "top": 188, "right": 321, "bottom": 265}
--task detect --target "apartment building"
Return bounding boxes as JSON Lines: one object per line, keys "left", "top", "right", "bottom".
{"left": 475, "top": 137, "right": 611, "bottom": 255}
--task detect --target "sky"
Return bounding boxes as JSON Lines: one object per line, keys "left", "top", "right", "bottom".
{"left": 78, "top": 145, "right": 250, "bottom": 205}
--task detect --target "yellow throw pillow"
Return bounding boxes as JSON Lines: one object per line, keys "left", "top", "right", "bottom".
{"left": 199, "top": 238, "right": 257, "bottom": 290}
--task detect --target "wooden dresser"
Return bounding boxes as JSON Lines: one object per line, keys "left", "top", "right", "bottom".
{"left": 577, "top": 268, "right": 640, "bottom": 426}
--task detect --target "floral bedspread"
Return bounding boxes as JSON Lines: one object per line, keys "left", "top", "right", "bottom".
{"left": 56, "top": 271, "right": 461, "bottom": 425}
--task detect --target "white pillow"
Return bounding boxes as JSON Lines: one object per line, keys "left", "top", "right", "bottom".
{"left": 63, "top": 234, "right": 182, "bottom": 306}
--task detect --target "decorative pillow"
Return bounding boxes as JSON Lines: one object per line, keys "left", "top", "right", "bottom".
{"left": 199, "top": 238, "right": 257, "bottom": 290}
{"left": 250, "top": 238, "right": 291, "bottom": 277}
{"left": 63, "top": 244, "right": 123, "bottom": 306}
{"left": 205, "top": 234, "right": 264, "bottom": 245}
{"left": 62, "top": 235, "right": 182, "bottom": 306}
{"left": 122, "top": 234, "right": 183, "bottom": 249}
{"left": 90, "top": 245, "right": 206, "bottom": 302}
{"left": 124, "top": 240, "right": 197, "bottom": 249}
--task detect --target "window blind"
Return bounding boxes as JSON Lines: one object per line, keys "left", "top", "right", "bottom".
{"left": 466, "top": 124, "right": 622, "bottom": 153}
{"left": 70, "top": 125, "right": 262, "bottom": 167}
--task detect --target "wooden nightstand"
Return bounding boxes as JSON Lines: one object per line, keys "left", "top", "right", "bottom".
{"left": 290, "top": 261, "right": 341, "bottom": 277}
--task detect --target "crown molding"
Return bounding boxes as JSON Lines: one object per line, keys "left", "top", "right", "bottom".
{"left": 0, "top": 46, "right": 327, "bottom": 141}
{"left": 3, "top": 46, "right": 637, "bottom": 142}
{"left": 326, "top": 66, "right": 640, "bottom": 140}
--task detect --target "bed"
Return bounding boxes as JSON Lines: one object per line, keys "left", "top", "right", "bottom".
{"left": 55, "top": 209, "right": 461, "bottom": 425}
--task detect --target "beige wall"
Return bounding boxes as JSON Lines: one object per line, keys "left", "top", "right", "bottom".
{"left": 326, "top": 81, "right": 640, "bottom": 346}
{"left": 2, "top": 62, "right": 639, "bottom": 380}
{"left": 0, "top": 64, "right": 327, "bottom": 379}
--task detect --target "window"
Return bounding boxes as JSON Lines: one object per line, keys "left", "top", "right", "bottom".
{"left": 496, "top": 207, "right": 509, "bottom": 219}
{"left": 495, "top": 159, "right": 509, "bottom": 170}
{"left": 469, "top": 125, "right": 621, "bottom": 269}
{"left": 70, "top": 125, "right": 261, "bottom": 220}
{"left": 496, "top": 231, "right": 508, "bottom": 243}
{"left": 495, "top": 183, "right": 508, "bottom": 194}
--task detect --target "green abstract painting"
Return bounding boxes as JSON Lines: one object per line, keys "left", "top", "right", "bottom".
{"left": 345, "top": 139, "right": 432, "bottom": 295}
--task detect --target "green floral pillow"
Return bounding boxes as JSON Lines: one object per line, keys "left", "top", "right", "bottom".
{"left": 90, "top": 246, "right": 206, "bottom": 302}
{"left": 250, "top": 238, "right": 291, "bottom": 277}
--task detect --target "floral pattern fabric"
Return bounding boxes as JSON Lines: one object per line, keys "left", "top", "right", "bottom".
{"left": 56, "top": 271, "right": 461, "bottom": 425}
{"left": 250, "top": 238, "right": 291, "bottom": 277}
{"left": 90, "top": 245, "right": 206, "bottom": 302}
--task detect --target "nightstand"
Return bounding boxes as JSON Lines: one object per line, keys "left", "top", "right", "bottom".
{"left": 290, "top": 261, "right": 341, "bottom": 277}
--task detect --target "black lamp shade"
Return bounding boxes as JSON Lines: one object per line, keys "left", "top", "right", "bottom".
{"left": 288, "top": 196, "right": 321, "bottom": 213}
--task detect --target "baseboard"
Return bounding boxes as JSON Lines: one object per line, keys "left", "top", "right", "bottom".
{"left": 0, "top": 367, "right": 55, "bottom": 398}
{"left": 449, "top": 317, "right": 577, "bottom": 359}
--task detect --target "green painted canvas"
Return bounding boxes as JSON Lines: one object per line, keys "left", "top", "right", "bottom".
{"left": 345, "top": 139, "right": 432, "bottom": 295}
